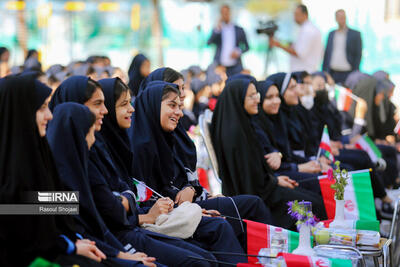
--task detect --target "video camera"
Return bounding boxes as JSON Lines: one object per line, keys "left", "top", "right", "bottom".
{"left": 256, "top": 20, "right": 278, "bottom": 37}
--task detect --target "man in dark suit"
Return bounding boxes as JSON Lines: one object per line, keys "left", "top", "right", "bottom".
{"left": 207, "top": 5, "right": 249, "bottom": 77}
{"left": 322, "top": 9, "right": 362, "bottom": 84}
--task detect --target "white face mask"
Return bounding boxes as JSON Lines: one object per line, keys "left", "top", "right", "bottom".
{"left": 300, "top": 94, "right": 314, "bottom": 110}
{"left": 199, "top": 96, "right": 209, "bottom": 104}
{"left": 308, "top": 85, "right": 314, "bottom": 94}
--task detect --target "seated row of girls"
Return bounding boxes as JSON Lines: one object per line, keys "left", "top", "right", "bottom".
{"left": 128, "top": 67, "right": 274, "bottom": 240}
{"left": 341, "top": 71, "right": 399, "bottom": 190}
{"left": 305, "top": 71, "right": 395, "bottom": 217}
{"left": 93, "top": 78, "right": 247, "bottom": 266}
{"left": 275, "top": 71, "right": 375, "bottom": 182}
{"left": 224, "top": 73, "right": 324, "bottom": 195}
{"left": 247, "top": 79, "right": 320, "bottom": 194}
{"left": 113, "top": 67, "right": 274, "bottom": 245}
{"left": 255, "top": 71, "right": 377, "bottom": 184}
{"left": 207, "top": 75, "right": 327, "bottom": 230}
{"left": 308, "top": 72, "right": 389, "bottom": 174}
{"left": 273, "top": 71, "right": 392, "bottom": 217}
{"left": 49, "top": 75, "right": 248, "bottom": 266}
{"left": 101, "top": 68, "right": 278, "bottom": 247}
{"left": 0, "top": 74, "right": 151, "bottom": 267}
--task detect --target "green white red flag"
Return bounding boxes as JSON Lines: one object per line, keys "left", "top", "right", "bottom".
{"left": 334, "top": 85, "right": 353, "bottom": 112}
{"left": 394, "top": 121, "right": 400, "bottom": 136}
{"left": 237, "top": 253, "right": 352, "bottom": 267}
{"left": 318, "top": 125, "right": 335, "bottom": 161}
{"left": 319, "top": 169, "right": 376, "bottom": 221}
{"left": 322, "top": 219, "right": 379, "bottom": 231}
{"left": 132, "top": 179, "right": 153, "bottom": 202}
{"left": 278, "top": 252, "right": 352, "bottom": 267}
{"left": 354, "top": 135, "right": 382, "bottom": 164}
{"left": 245, "top": 219, "right": 306, "bottom": 264}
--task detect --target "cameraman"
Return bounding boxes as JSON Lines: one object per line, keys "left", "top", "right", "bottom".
{"left": 207, "top": 4, "right": 249, "bottom": 77}
{"left": 269, "top": 4, "right": 322, "bottom": 73}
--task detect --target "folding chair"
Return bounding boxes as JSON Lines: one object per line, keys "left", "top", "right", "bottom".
{"left": 314, "top": 244, "right": 366, "bottom": 267}
{"left": 382, "top": 238, "right": 392, "bottom": 267}
{"left": 198, "top": 109, "right": 222, "bottom": 185}
{"left": 388, "top": 196, "right": 400, "bottom": 267}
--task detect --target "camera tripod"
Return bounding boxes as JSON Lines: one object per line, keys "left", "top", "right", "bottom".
{"left": 264, "top": 35, "right": 279, "bottom": 77}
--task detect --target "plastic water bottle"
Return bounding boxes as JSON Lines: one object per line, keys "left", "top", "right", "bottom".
{"left": 270, "top": 227, "right": 286, "bottom": 255}
{"left": 258, "top": 248, "right": 287, "bottom": 267}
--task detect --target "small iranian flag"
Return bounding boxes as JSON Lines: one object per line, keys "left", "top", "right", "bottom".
{"left": 354, "top": 135, "right": 382, "bottom": 164}
{"left": 278, "top": 253, "right": 352, "bottom": 267}
{"left": 319, "top": 169, "right": 376, "bottom": 221}
{"left": 394, "top": 121, "right": 400, "bottom": 136}
{"left": 245, "top": 219, "right": 310, "bottom": 264}
{"left": 132, "top": 179, "right": 153, "bottom": 202}
{"left": 318, "top": 125, "right": 335, "bottom": 161}
{"left": 334, "top": 86, "right": 353, "bottom": 112}
{"left": 322, "top": 219, "right": 380, "bottom": 231}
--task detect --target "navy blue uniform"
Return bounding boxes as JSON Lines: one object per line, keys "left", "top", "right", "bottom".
{"left": 94, "top": 78, "right": 248, "bottom": 266}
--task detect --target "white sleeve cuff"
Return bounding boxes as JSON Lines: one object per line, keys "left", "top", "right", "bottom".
{"left": 354, "top": 118, "right": 366, "bottom": 126}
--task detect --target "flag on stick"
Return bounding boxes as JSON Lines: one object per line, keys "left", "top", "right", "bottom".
{"left": 317, "top": 125, "right": 335, "bottom": 161}
{"left": 334, "top": 85, "right": 354, "bottom": 112}
{"left": 132, "top": 179, "right": 153, "bottom": 202}
{"left": 394, "top": 121, "right": 400, "bottom": 136}
{"left": 354, "top": 135, "right": 382, "bottom": 164}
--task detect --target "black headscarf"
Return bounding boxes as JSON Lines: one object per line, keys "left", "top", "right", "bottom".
{"left": 98, "top": 78, "right": 134, "bottom": 183}
{"left": 226, "top": 73, "right": 257, "bottom": 84}
{"left": 210, "top": 79, "right": 278, "bottom": 199}
{"left": 131, "top": 81, "right": 189, "bottom": 198}
{"left": 373, "top": 71, "right": 396, "bottom": 137}
{"left": 206, "top": 71, "right": 223, "bottom": 87}
{"left": 292, "top": 71, "right": 309, "bottom": 83}
{"left": 267, "top": 73, "right": 306, "bottom": 152}
{"left": 46, "top": 103, "right": 106, "bottom": 238}
{"left": 49, "top": 75, "right": 89, "bottom": 110}
{"left": 227, "top": 74, "right": 280, "bottom": 155}
{"left": 349, "top": 76, "right": 395, "bottom": 139}
{"left": 255, "top": 80, "right": 292, "bottom": 158}
{"left": 344, "top": 70, "right": 370, "bottom": 90}
{"left": 89, "top": 136, "right": 124, "bottom": 191}
{"left": 174, "top": 123, "right": 198, "bottom": 174}
{"left": 24, "top": 57, "right": 42, "bottom": 72}
{"left": 292, "top": 71, "right": 321, "bottom": 151}
{"left": 47, "top": 75, "right": 122, "bottom": 187}
{"left": 137, "top": 67, "right": 165, "bottom": 96}
{"left": 0, "top": 75, "right": 76, "bottom": 266}
{"left": 267, "top": 72, "right": 293, "bottom": 95}
{"left": 47, "top": 78, "right": 128, "bottom": 256}
{"left": 190, "top": 77, "right": 208, "bottom": 94}
{"left": 127, "top": 54, "right": 148, "bottom": 96}
{"left": 310, "top": 73, "right": 343, "bottom": 142}
{"left": 26, "top": 49, "right": 38, "bottom": 61}
{"left": 131, "top": 68, "right": 199, "bottom": 176}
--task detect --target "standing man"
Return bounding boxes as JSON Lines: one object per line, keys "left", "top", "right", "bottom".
{"left": 322, "top": 9, "right": 362, "bottom": 84}
{"left": 207, "top": 4, "right": 249, "bottom": 77}
{"left": 270, "top": 4, "right": 322, "bottom": 73}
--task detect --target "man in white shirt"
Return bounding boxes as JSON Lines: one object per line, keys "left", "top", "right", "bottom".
{"left": 322, "top": 10, "right": 362, "bottom": 84}
{"left": 270, "top": 4, "right": 323, "bottom": 73}
{"left": 207, "top": 5, "right": 249, "bottom": 76}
